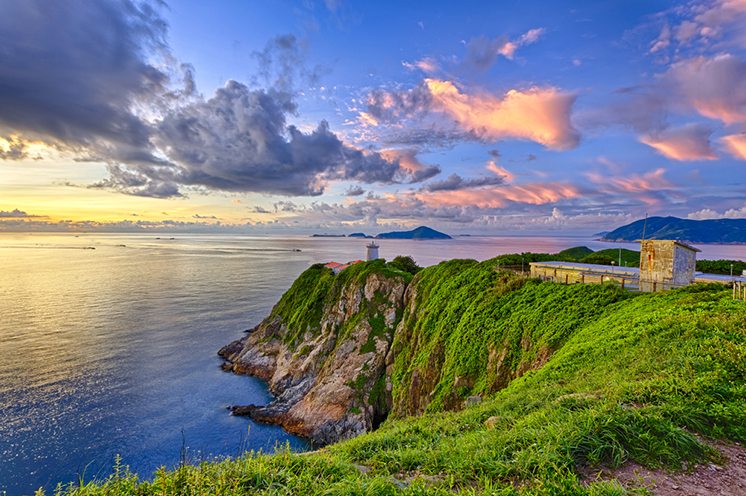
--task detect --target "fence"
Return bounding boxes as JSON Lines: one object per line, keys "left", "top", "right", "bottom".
{"left": 734, "top": 281, "right": 746, "bottom": 301}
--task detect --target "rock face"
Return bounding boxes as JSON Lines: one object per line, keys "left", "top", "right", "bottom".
{"left": 219, "top": 261, "right": 408, "bottom": 446}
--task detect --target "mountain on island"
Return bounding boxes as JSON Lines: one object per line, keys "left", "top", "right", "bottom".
{"left": 375, "top": 225, "right": 452, "bottom": 239}
{"left": 603, "top": 216, "right": 746, "bottom": 244}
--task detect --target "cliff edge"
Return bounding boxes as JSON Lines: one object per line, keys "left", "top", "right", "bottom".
{"left": 219, "top": 260, "right": 409, "bottom": 445}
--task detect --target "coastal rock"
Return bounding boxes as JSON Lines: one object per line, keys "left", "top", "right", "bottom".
{"left": 220, "top": 261, "right": 408, "bottom": 446}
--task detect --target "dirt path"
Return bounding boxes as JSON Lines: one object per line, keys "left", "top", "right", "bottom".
{"left": 582, "top": 441, "right": 746, "bottom": 495}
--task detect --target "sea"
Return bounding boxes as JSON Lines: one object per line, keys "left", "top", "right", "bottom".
{"left": 1, "top": 232, "right": 744, "bottom": 495}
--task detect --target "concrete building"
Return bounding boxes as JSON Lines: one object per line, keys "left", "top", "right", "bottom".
{"left": 639, "top": 240, "right": 699, "bottom": 292}
{"left": 530, "top": 261, "right": 639, "bottom": 288}
{"left": 366, "top": 241, "right": 380, "bottom": 261}
{"left": 529, "top": 239, "right": 745, "bottom": 291}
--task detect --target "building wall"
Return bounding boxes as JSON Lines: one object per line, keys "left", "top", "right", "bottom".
{"left": 639, "top": 240, "right": 696, "bottom": 291}
{"left": 529, "top": 265, "right": 634, "bottom": 287}
{"left": 672, "top": 245, "right": 697, "bottom": 287}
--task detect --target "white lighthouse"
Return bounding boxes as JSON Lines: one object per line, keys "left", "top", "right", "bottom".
{"left": 366, "top": 241, "right": 380, "bottom": 261}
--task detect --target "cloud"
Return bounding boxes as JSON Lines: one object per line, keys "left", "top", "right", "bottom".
{"left": 666, "top": 53, "right": 746, "bottom": 125}
{"left": 416, "top": 181, "right": 580, "bottom": 209}
{"left": 193, "top": 214, "right": 219, "bottom": 219}
{"left": 587, "top": 168, "right": 678, "bottom": 206}
{"left": 651, "top": 0, "right": 746, "bottom": 55}
{"left": 640, "top": 124, "right": 718, "bottom": 161}
{"left": 0, "top": 0, "right": 174, "bottom": 164}
{"left": 0, "top": 5, "right": 420, "bottom": 198}
{"left": 424, "top": 172, "right": 505, "bottom": 192}
{"left": 464, "top": 28, "right": 545, "bottom": 68}
{"left": 378, "top": 148, "right": 441, "bottom": 182}
{"left": 688, "top": 203, "right": 746, "bottom": 220}
{"left": 402, "top": 57, "right": 439, "bottom": 74}
{"left": 0, "top": 137, "right": 29, "bottom": 160}
{"left": 0, "top": 209, "right": 41, "bottom": 218}
{"left": 486, "top": 160, "right": 515, "bottom": 182}
{"left": 345, "top": 185, "right": 366, "bottom": 196}
{"left": 721, "top": 133, "right": 746, "bottom": 159}
{"left": 424, "top": 79, "right": 579, "bottom": 149}
{"left": 364, "top": 79, "right": 579, "bottom": 150}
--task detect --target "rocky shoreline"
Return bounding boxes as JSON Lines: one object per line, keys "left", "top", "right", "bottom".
{"left": 218, "top": 265, "right": 407, "bottom": 446}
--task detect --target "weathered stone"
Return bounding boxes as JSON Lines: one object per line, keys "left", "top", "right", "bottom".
{"left": 484, "top": 416, "right": 502, "bottom": 430}
{"left": 221, "top": 270, "right": 407, "bottom": 446}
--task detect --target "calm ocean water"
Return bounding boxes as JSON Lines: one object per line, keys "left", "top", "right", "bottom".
{"left": 1, "top": 233, "right": 743, "bottom": 495}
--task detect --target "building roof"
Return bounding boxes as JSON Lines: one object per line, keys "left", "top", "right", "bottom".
{"left": 530, "top": 260, "right": 746, "bottom": 283}
{"left": 529, "top": 261, "right": 639, "bottom": 276}
{"left": 637, "top": 239, "right": 701, "bottom": 252}
{"left": 324, "top": 260, "right": 364, "bottom": 273}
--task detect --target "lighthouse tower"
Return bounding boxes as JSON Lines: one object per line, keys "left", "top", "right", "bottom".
{"left": 366, "top": 241, "right": 380, "bottom": 261}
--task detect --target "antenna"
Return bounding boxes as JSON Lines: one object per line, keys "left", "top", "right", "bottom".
{"left": 641, "top": 212, "right": 648, "bottom": 242}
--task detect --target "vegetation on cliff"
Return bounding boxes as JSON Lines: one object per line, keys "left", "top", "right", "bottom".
{"left": 388, "top": 259, "right": 629, "bottom": 416}
{"left": 50, "top": 259, "right": 745, "bottom": 495}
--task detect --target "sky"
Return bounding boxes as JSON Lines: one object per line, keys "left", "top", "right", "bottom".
{"left": 1, "top": 0, "right": 746, "bottom": 234}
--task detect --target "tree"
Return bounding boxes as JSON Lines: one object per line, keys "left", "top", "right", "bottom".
{"left": 388, "top": 255, "right": 422, "bottom": 275}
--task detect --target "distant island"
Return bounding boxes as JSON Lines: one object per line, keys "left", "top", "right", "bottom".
{"left": 603, "top": 216, "right": 746, "bottom": 244}
{"left": 376, "top": 225, "right": 452, "bottom": 239}
{"left": 311, "top": 225, "right": 452, "bottom": 240}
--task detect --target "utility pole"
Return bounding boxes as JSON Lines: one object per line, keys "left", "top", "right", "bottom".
{"left": 731, "top": 263, "right": 734, "bottom": 280}
{"left": 618, "top": 248, "right": 622, "bottom": 268}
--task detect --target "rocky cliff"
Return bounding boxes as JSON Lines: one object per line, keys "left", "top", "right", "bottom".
{"left": 221, "top": 257, "right": 629, "bottom": 446}
{"left": 219, "top": 260, "right": 409, "bottom": 446}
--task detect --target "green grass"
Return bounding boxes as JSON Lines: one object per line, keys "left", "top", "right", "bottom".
{"left": 45, "top": 266, "right": 745, "bottom": 496}
{"left": 271, "top": 259, "right": 411, "bottom": 350}
{"left": 696, "top": 259, "right": 746, "bottom": 275}
{"left": 581, "top": 249, "right": 640, "bottom": 267}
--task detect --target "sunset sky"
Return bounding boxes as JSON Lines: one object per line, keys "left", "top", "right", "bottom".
{"left": 1, "top": 0, "right": 746, "bottom": 234}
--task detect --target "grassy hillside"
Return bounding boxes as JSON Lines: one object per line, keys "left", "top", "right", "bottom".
{"left": 48, "top": 270, "right": 745, "bottom": 495}
{"left": 269, "top": 259, "right": 413, "bottom": 350}
{"left": 389, "top": 259, "right": 629, "bottom": 416}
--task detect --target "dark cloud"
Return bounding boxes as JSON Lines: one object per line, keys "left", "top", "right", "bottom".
{"left": 464, "top": 35, "right": 511, "bottom": 69}
{"left": 424, "top": 173, "right": 505, "bottom": 192}
{"left": 0, "top": 138, "right": 29, "bottom": 160}
{"left": 345, "top": 185, "right": 366, "bottom": 196}
{"left": 0, "top": 0, "right": 170, "bottom": 163}
{"left": 365, "top": 83, "right": 433, "bottom": 122}
{"left": 252, "top": 34, "right": 325, "bottom": 94}
{"left": 109, "top": 80, "right": 416, "bottom": 196}
{"left": 0, "top": 3, "right": 423, "bottom": 198}
{"left": 193, "top": 214, "right": 219, "bottom": 219}
{"left": 488, "top": 149, "right": 501, "bottom": 159}
{"left": 0, "top": 209, "right": 41, "bottom": 218}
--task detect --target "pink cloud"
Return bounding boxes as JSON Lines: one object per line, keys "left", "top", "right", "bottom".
{"left": 721, "top": 133, "right": 746, "bottom": 159}
{"left": 587, "top": 168, "right": 678, "bottom": 206}
{"left": 639, "top": 124, "right": 718, "bottom": 161}
{"left": 667, "top": 54, "right": 746, "bottom": 125}
{"left": 402, "top": 57, "right": 439, "bottom": 74}
{"left": 416, "top": 181, "right": 579, "bottom": 209}
{"left": 465, "top": 28, "right": 546, "bottom": 66}
{"left": 378, "top": 148, "right": 441, "bottom": 182}
{"left": 424, "top": 79, "right": 579, "bottom": 150}
{"left": 486, "top": 160, "right": 515, "bottom": 183}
